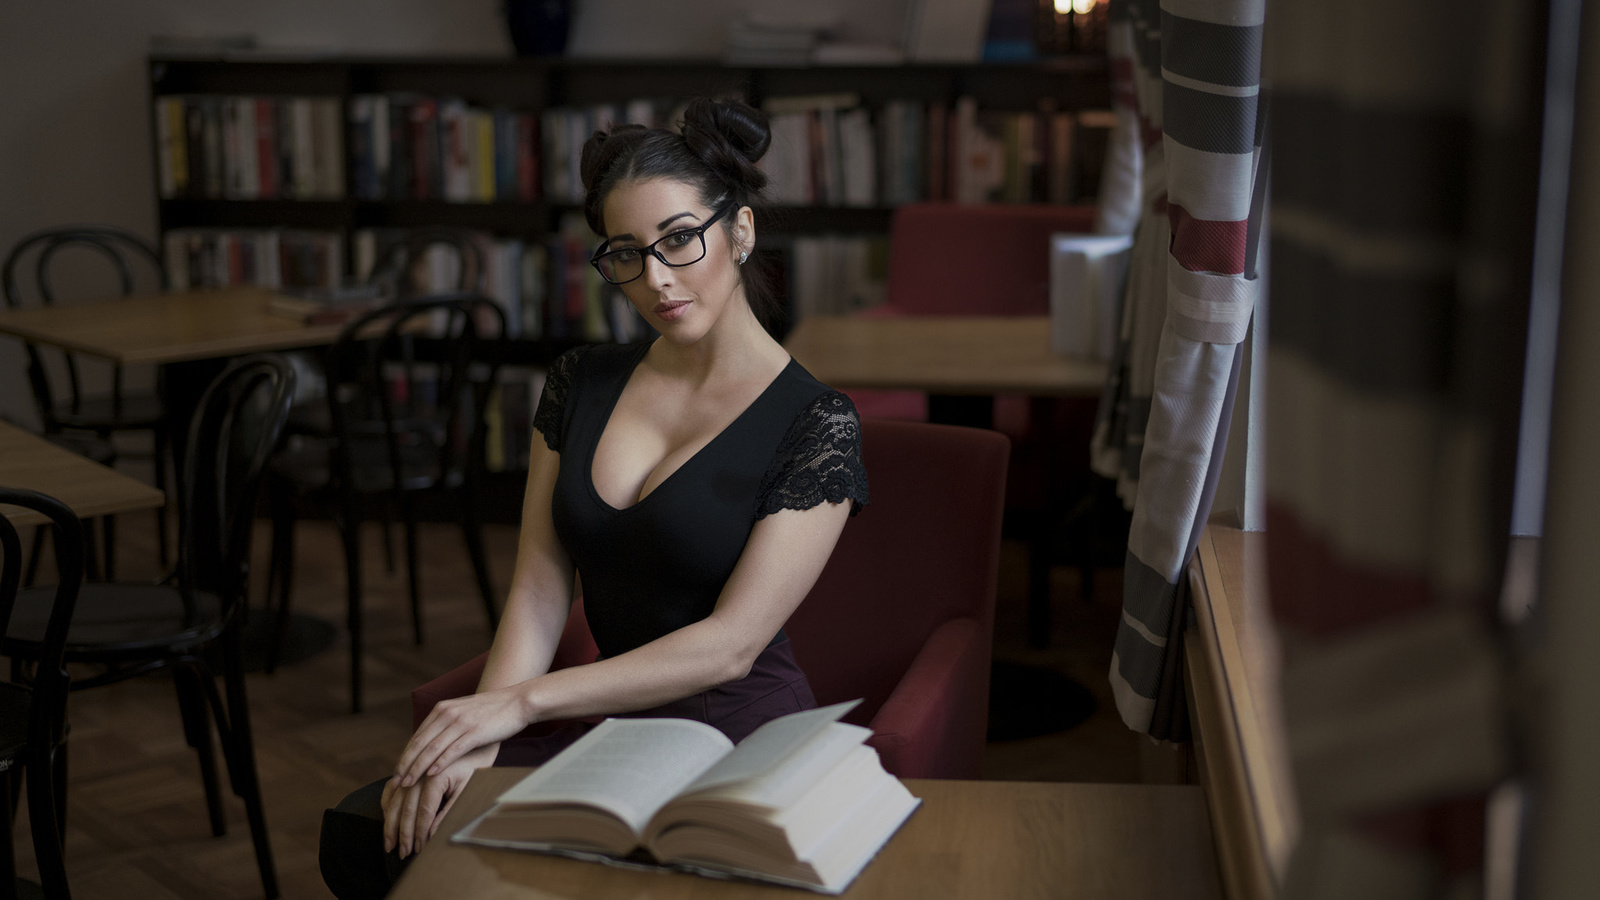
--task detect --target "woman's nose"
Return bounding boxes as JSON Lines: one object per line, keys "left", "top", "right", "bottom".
{"left": 642, "top": 252, "right": 673, "bottom": 287}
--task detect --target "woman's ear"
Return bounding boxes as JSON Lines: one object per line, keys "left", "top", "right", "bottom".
{"left": 733, "top": 205, "right": 756, "bottom": 260}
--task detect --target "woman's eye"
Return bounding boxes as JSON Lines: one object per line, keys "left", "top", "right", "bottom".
{"left": 613, "top": 249, "right": 640, "bottom": 262}
{"left": 664, "top": 231, "right": 697, "bottom": 248}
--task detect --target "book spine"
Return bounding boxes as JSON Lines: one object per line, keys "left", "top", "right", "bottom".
{"left": 516, "top": 112, "right": 539, "bottom": 202}
{"left": 256, "top": 98, "right": 278, "bottom": 199}
{"left": 291, "top": 98, "right": 316, "bottom": 199}
{"left": 475, "top": 110, "right": 496, "bottom": 202}
{"left": 155, "top": 97, "right": 176, "bottom": 199}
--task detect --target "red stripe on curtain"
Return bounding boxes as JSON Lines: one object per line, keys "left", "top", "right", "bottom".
{"left": 1168, "top": 203, "right": 1249, "bottom": 276}
{"left": 1264, "top": 503, "right": 1437, "bottom": 637}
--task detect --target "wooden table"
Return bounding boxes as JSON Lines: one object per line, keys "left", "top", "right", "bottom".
{"left": 0, "top": 285, "right": 346, "bottom": 366}
{"left": 783, "top": 315, "right": 1107, "bottom": 398}
{"left": 391, "top": 770, "right": 1222, "bottom": 900}
{"left": 0, "top": 422, "right": 165, "bottom": 528}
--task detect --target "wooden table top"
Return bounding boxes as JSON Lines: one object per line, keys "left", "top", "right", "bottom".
{"left": 0, "top": 285, "right": 346, "bottom": 365}
{"left": 390, "top": 770, "right": 1222, "bottom": 900}
{"left": 783, "top": 315, "right": 1107, "bottom": 397}
{"left": 0, "top": 422, "right": 165, "bottom": 527}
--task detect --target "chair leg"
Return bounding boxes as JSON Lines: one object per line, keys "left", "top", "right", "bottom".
{"left": 0, "top": 770, "right": 16, "bottom": 898}
{"left": 459, "top": 489, "right": 499, "bottom": 632}
{"left": 1027, "top": 532, "right": 1053, "bottom": 649}
{"left": 24, "top": 524, "right": 46, "bottom": 587}
{"left": 101, "top": 514, "right": 116, "bottom": 581}
{"left": 340, "top": 507, "right": 366, "bottom": 715}
{"left": 174, "top": 666, "right": 227, "bottom": 837}
{"left": 400, "top": 497, "right": 424, "bottom": 646}
{"left": 153, "top": 425, "right": 171, "bottom": 566}
{"left": 49, "top": 741, "right": 68, "bottom": 840}
{"left": 80, "top": 519, "right": 101, "bottom": 582}
{"left": 265, "top": 496, "right": 298, "bottom": 675}
{"left": 213, "top": 627, "right": 281, "bottom": 899}
{"left": 26, "top": 739, "right": 72, "bottom": 900}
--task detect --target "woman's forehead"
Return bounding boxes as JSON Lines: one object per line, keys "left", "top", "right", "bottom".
{"left": 602, "top": 178, "right": 706, "bottom": 236}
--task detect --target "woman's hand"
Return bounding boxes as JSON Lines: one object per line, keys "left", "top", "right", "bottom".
{"left": 382, "top": 743, "right": 498, "bottom": 858}
{"left": 395, "top": 685, "right": 536, "bottom": 788}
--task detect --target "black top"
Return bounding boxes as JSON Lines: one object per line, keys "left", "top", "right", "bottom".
{"left": 532, "top": 341, "right": 868, "bottom": 658}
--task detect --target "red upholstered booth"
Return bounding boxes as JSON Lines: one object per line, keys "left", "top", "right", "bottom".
{"left": 412, "top": 418, "right": 1011, "bottom": 780}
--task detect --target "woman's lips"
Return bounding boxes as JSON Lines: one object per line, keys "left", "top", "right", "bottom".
{"left": 654, "top": 300, "right": 691, "bottom": 322}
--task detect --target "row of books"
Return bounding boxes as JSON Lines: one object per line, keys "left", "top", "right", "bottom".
{"left": 764, "top": 95, "right": 1108, "bottom": 208}
{"left": 158, "top": 225, "right": 649, "bottom": 346}
{"left": 153, "top": 96, "right": 345, "bottom": 200}
{"left": 347, "top": 95, "right": 540, "bottom": 202}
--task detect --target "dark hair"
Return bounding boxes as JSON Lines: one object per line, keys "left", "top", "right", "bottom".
{"left": 580, "top": 97, "right": 781, "bottom": 328}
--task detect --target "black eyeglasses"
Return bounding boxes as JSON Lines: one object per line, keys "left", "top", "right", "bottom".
{"left": 589, "top": 201, "right": 737, "bottom": 285}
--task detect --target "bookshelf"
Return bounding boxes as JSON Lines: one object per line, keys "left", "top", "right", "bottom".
{"left": 146, "top": 54, "right": 1110, "bottom": 499}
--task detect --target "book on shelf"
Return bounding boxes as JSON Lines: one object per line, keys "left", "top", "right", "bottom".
{"left": 154, "top": 95, "right": 343, "bottom": 200}
{"left": 163, "top": 228, "right": 342, "bottom": 292}
{"left": 454, "top": 700, "right": 920, "bottom": 895}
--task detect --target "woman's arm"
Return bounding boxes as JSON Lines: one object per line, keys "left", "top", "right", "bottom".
{"left": 475, "top": 437, "right": 575, "bottom": 694}
{"left": 395, "top": 496, "right": 852, "bottom": 786}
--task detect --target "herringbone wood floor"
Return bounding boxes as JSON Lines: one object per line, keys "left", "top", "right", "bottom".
{"left": 11, "top": 509, "right": 1138, "bottom": 898}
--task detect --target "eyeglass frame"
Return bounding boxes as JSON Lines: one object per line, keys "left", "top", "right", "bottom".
{"left": 588, "top": 199, "right": 740, "bottom": 286}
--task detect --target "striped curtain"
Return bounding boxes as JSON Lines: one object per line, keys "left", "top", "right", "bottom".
{"left": 1094, "top": 0, "right": 1266, "bottom": 735}
{"left": 1265, "top": 0, "right": 1541, "bottom": 892}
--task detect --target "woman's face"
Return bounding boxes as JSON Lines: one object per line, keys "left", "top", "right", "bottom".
{"left": 599, "top": 178, "right": 750, "bottom": 346}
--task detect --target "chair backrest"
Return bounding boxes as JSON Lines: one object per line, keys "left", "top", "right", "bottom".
{"left": 785, "top": 418, "right": 1010, "bottom": 725}
{"left": 176, "top": 355, "right": 296, "bottom": 612}
{"left": 0, "top": 489, "right": 85, "bottom": 752}
{"left": 1, "top": 226, "right": 167, "bottom": 421}
{"left": 325, "top": 294, "right": 506, "bottom": 492}
{"left": 365, "top": 228, "right": 485, "bottom": 301}
{"left": 883, "top": 203, "right": 1097, "bottom": 316}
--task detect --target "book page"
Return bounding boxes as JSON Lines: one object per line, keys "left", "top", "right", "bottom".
{"left": 681, "top": 700, "right": 860, "bottom": 796}
{"left": 497, "top": 717, "right": 733, "bottom": 835}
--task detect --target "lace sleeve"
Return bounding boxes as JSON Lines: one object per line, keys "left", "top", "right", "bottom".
{"left": 756, "top": 391, "right": 869, "bottom": 519}
{"left": 532, "top": 346, "right": 589, "bottom": 452}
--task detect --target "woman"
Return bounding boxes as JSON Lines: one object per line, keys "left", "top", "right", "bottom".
{"left": 319, "top": 97, "right": 868, "bottom": 898}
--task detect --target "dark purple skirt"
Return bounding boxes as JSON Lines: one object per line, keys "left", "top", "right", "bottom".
{"left": 493, "top": 635, "right": 816, "bottom": 767}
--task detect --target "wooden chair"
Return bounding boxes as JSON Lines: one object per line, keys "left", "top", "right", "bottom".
{"left": 412, "top": 419, "right": 1011, "bottom": 779}
{"left": 0, "top": 489, "right": 85, "bottom": 900}
{"left": 1, "top": 227, "right": 173, "bottom": 573}
{"left": 365, "top": 228, "right": 485, "bottom": 301}
{"left": 2, "top": 355, "right": 297, "bottom": 900}
{"left": 266, "top": 296, "right": 505, "bottom": 713}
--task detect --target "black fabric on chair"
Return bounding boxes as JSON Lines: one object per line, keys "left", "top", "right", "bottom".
{"left": 0, "top": 490, "right": 85, "bottom": 900}
{"left": 2, "top": 226, "right": 174, "bottom": 571}
{"left": 266, "top": 295, "right": 504, "bottom": 713}
{"left": 3, "top": 355, "right": 297, "bottom": 900}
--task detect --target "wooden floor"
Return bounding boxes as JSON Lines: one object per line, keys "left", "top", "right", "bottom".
{"left": 11, "top": 508, "right": 1140, "bottom": 898}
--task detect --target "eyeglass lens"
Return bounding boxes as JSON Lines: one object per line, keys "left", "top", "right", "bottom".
{"left": 595, "top": 230, "right": 707, "bottom": 284}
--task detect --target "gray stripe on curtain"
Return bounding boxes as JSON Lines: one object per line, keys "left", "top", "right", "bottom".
{"left": 1163, "top": 83, "right": 1260, "bottom": 154}
{"left": 1123, "top": 551, "right": 1182, "bottom": 634}
{"left": 1113, "top": 613, "right": 1174, "bottom": 692}
{"left": 1160, "top": 13, "right": 1263, "bottom": 87}
{"left": 1274, "top": 97, "right": 1471, "bottom": 234}
{"left": 1271, "top": 239, "right": 1454, "bottom": 397}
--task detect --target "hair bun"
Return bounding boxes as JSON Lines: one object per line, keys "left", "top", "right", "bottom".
{"left": 679, "top": 98, "right": 771, "bottom": 197}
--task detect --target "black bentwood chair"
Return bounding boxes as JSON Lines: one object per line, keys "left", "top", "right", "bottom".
{"left": 266, "top": 295, "right": 505, "bottom": 713}
{"left": 0, "top": 490, "right": 84, "bottom": 900}
{"left": 2, "top": 226, "right": 174, "bottom": 575}
{"left": 2, "top": 355, "right": 297, "bottom": 900}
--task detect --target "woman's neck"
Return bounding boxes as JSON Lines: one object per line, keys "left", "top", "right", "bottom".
{"left": 648, "top": 299, "right": 786, "bottom": 386}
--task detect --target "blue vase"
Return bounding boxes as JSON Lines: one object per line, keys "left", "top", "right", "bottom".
{"left": 504, "top": 0, "right": 573, "bottom": 57}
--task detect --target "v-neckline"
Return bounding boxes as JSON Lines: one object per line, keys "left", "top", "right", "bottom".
{"left": 585, "top": 344, "right": 796, "bottom": 514}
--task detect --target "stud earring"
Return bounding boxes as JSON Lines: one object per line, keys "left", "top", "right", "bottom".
{"left": 739, "top": 251, "right": 749, "bottom": 265}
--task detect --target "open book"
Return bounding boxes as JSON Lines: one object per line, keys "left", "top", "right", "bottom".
{"left": 453, "top": 700, "right": 920, "bottom": 894}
